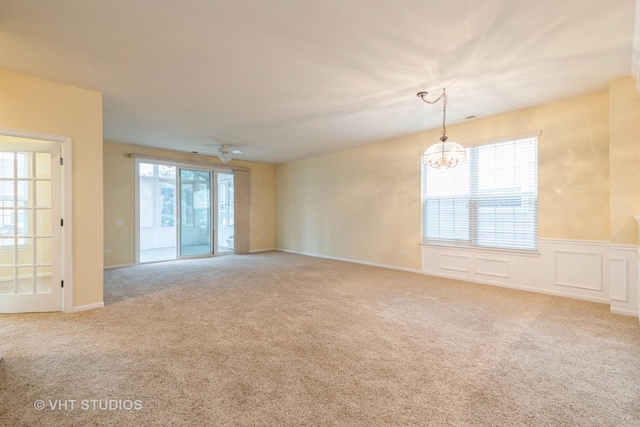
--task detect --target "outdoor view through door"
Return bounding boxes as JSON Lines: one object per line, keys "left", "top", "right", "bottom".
{"left": 180, "top": 169, "right": 211, "bottom": 256}
{"left": 138, "top": 161, "right": 234, "bottom": 263}
{"left": 217, "top": 172, "right": 234, "bottom": 253}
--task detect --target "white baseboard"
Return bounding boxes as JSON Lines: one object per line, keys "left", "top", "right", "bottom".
{"left": 611, "top": 307, "right": 639, "bottom": 317}
{"left": 72, "top": 302, "right": 104, "bottom": 312}
{"left": 420, "top": 269, "right": 610, "bottom": 304}
{"left": 277, "top": 239, "right": 639, "bottom": 318}
{"left": 250, "top": 248, "right": 276, "bottom": 253}
{"left": 278, "top": 248, "right": 607, "bottom": 304}
{"left": 104, "top": 263, "right": 136, "bottom": 270}
{"left": 278, "top": 249, "right": 423, "bottom": 275}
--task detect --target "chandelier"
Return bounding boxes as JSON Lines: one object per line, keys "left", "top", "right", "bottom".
{"left": 417, "top": 88, "right": 466, "bottom": 169}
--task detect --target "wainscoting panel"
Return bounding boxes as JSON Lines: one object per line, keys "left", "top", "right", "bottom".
{"left": 609, "top": 258, "right": 629, "bottom": 302}
{"left": 475, "top": 257, "right": 510, "bottom": 278}
{"left": 553, "top": 251, "right": 603, "bottom": 291}
{"left": 422, "top": 239, "right": 638, "bottom": 317}
{"left": 609, "top": 245, "right": 639, "bottom": 316}
{"left": 440, "top": 253, "right": 469, "bottom": 273}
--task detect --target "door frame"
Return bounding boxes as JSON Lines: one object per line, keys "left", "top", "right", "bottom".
{"left": 0, "top": 127, "right": 73, "bottom": 313}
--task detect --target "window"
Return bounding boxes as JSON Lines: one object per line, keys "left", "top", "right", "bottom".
{"left": 421, "top": 136, "right": 538, "bottom": 251}
{"left": 217, "top": 179, "right": 234, "bottom": 227}
{"left": 1, "top": 153, "right": 32, "bottom": 247}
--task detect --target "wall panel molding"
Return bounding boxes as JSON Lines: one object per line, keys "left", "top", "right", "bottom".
{"left": 422, "top": 239, "right": 639, "bottom": 317}
{"left": 553, "top": 251, "right": 603, "bottom": 291}
{"left": 609, "top": 258, "right": 629, "bottom": 302}
{"left": 440, "top": 253, "right": 470, "bottom": 272}
{"left": 610, "top": 244, "right": 639, "bottom": 317}
{"left": 475, "top": 257, "right": 510, "bottom": 278}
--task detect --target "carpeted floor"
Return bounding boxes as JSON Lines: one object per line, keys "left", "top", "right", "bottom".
{"left": 1, "top": 251, "right": 640, "bottom": 426}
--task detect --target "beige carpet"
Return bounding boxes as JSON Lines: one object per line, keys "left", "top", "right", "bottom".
{"left": 1, "top": 251, "right": 640, "bottom": 426}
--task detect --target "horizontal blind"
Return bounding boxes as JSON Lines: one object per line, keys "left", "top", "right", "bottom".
{"left": 422, "top": 136, "right": 538, "bottom": 251}
{"left": 421, "top": 153, "right": 471, "bottom": 243}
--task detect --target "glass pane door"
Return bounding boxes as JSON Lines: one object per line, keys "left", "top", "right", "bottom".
{"left": 0, "top": 141, "right": 61, "bottom": 313}
{"left": 180, "top": 169, "right": 211, "bottom": 257}
{"left": 216, "top": 171, "right": 234, "bottom": 253}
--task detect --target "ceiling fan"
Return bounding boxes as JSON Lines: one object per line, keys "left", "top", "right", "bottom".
{"left": 191, "top": 144, "right": 243, "bottom": 164}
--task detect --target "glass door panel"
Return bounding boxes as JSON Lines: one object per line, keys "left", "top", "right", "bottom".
{"left": 138, "top": 163, "right": 177, "bottom": 263}
{"left": 179, "top": 169, "right": 211, "bottom": 257}
{"left": 216, "top": 172, "right": 234, "bottom": 253}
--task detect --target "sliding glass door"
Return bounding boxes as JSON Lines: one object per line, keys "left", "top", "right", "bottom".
{"left": 179, "top": 169, "right": 211, "bottom": 257}
{"left": 137, "top": 161, "right": 232, "bottom": 263}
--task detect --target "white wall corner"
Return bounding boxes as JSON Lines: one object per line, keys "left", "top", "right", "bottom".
{"left": 608, "top": 214, "right": 640, "bottom": 320}
{"left": 609, "top": 240, "right": 639, "bottom": 318}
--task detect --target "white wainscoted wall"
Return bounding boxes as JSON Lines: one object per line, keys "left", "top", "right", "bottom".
{"left": 422, "top": 238, "right": 639, "bottom": 317}
{"left": 610, "top": 244, "right": 639, "bottom": 316}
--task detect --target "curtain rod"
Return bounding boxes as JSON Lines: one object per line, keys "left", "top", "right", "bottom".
{"left": 128, "top": 153, "right": 251, "bottom": 172}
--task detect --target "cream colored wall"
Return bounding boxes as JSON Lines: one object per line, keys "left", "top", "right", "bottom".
{"left": 0, "top": 69, "right": 104, "bottom": 307}
{"left": 276, "top": 91, "right": 610, "bottom": 270}
{"left": 103, "top": 143, "right": 137, "bottom": 266}
{"left": 609, "top": 76, "right": 640, "bottom": 245}
{"left": 103, "top": 142, "right": 275, "bottom": 267}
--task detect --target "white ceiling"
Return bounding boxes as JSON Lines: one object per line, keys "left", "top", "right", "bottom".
{"left": 0, "top": 0, "right": 636, "bottom": 163}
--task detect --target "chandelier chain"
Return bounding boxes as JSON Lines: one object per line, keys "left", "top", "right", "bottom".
{"left": 417, "top": 89, "right": 448, "bottom": 140}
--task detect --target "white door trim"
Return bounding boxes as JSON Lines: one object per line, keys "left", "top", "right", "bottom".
{"left": 0, "top": 128, "right": 73, "bottom": 313}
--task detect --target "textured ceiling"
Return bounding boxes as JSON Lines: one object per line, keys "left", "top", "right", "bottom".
{"left": 0, "top": 0, "right": 636, "bottom": 163}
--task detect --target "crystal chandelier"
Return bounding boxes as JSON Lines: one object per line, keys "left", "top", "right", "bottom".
{"left": 417, "top": 88, "right": 466, "bottom": 169}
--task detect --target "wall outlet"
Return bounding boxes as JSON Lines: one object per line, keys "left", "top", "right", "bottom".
{"left": 116, "top": 220, "right": 124, "bottom": 226}
{"left": 104, "top": 248, "right": 112, "bottom": 254}
{"left": 400, "top": 249, "right": 407, "bottom": 255}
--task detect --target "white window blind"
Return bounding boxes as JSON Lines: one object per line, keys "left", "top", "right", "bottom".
{"left": 422, "top": 136, "right": 538, "bottom": 251}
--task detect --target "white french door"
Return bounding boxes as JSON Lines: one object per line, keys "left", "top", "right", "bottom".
{"left": 0, "top": 141, "right": 62, "bottom": 313}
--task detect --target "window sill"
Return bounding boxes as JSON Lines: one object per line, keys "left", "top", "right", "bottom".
{"left": 419, "top": 241, "right": 541, "bottom": 258}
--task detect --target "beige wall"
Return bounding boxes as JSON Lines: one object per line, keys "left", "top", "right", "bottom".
{"left": 276, "top": 90, "right": 610, "bottom": 270}
{"left": 609, "top": 76, "right": 640, "bottom": 245}
{"left": 0, "top": 69, "right": 104, "bottom": 307}
{"left": 103, "top": 142, "right": 275, "bottom": 267}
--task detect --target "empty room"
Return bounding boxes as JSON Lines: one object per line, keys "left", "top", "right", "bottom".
{"left": 1, "top": 0, "right": 640, "bottom": 425}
